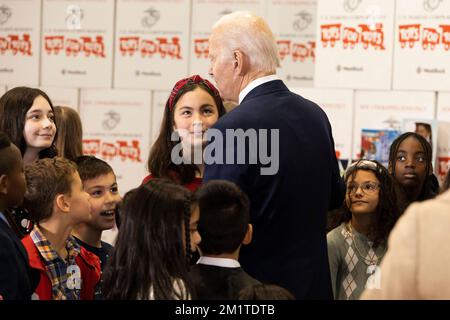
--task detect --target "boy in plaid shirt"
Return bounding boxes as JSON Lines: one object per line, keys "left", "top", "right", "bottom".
{"left": 21, "top": 157, "right": 100, "bottom": 300}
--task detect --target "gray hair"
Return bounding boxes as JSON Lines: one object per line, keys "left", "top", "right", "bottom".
{"left": 212, "top": 11, "right": 280, "bottom": 73}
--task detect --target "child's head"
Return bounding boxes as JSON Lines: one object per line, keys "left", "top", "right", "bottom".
{"left": 0, "top": 132, "right": 26, "bottom": 208}
{"left": 74, "top": 156, "right": 120, "bottom": 231}
{"left": 195, "top": 180, "right": 251, "bottom": 256}
{"left": 238, "top": 284, "right": 295, "bottom": 300}
{"left": 389, "top": 132, "right": 433, "bottom": 200}
{"left": 24, "top": 157, "right": 91, "bottom": 225}
{"left": 147, "top": 75, "right": 226, "bottom": 183}
{"left": 0, "top": 87, "right": 57, "bottom": 161}
{"left": 342, "top": 160, "right": 398, "bottom": 246}
{"left": 388, "top": 132, "right": 432, "bottom": 193}
{"left": 54, "top": 106, "right": 83, "bottom": 161}
{"left": 103, "top": 178, "right": 200, "bottom": 299}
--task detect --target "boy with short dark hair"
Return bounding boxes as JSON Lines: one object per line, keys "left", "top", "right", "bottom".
{"left": 72, "top": 156, "right": 121, "bottom": 299}
{"left": 190, "top": 180, "right": 260, "bottom": 299}
{"left": 21, "top": 157, "right": 100, "bottom": 300}
{"left": 0, "top": 132, "right": 38, "bottom": 300}
{"left": 72, "top": 156, "right": 120, "bottom": 270}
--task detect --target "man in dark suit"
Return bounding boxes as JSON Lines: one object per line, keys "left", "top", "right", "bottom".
{"left": 204, "top": 11, "right": 344, "bottom": 299}
{"left": 190, "top": 180, "right": 260, "bottom": 300}
{"left": 0, "top": 132, "right": 38, "bottom": 300}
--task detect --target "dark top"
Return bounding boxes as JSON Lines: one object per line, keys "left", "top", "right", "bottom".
{"left": 189, "top": 263, "right": 260, "bottom": 300}
{"left": 204, "top": 80, "right": 344, "bottom": 299}
{"left": 5, "top": 206, "right": 33, "bottom": 238}
{"left": 0, "top": 217, "right": 39, "bottom": 300}
{"left": 74, "top": 237, "right": 113, "bottom": 300}
{"left": 73, "top": 237, "right": 113, "bottom": 271}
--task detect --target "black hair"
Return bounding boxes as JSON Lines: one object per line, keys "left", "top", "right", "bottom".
{"left": 74, "top": 155, "right": 114, "bottom": 181}
{"left": 195, "top": 180, "right": 250, "bottom": 255}
{"left": 389, "top": 132, "right": 432, "bottom": 179}
{"left": 388, "top": 132, "right": 436, "bottom": 211}
{"left": 328, "top": 160, "right": 399, "bottom": 247}
{"left": 102, "top": 179, "right": 195, "bottom": 300}
{"left": 0, "top": 131, "right": 11, "bottom": 149}
{"left": 0, "top": 131, "right": 13, "bottom": 175}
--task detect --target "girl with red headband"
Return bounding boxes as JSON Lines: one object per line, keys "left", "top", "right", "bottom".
{"left": 143, "top": 75, "right": 226, "bottom": 192}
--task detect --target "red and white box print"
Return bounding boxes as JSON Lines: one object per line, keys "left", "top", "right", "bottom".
{"left": 0, "top": 0, "right": 41, "bottom": 86}
{"left": 114, "top": 0, "right": 190, "bottom": 90}
{"left": 41, "top": 0, "right": 114, "bottom": 88}
{"left": 393, "top": 0, "right": 450, "bottom": 91}
{"left": 268, "top": 0, "right": 317, "bottom": 88}
{"left": 314, "top": 0, "right": 395, "bottom": 89}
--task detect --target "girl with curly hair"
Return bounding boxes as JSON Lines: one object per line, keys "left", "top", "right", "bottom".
{"left": 327, "top": 160, "right": 399, "bottom": 300}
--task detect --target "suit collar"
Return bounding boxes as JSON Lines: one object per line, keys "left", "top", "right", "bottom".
{"left": 240, "top": 79, "right": 289, "bottom": 105}
{"left": 238, "top": 75, "right": 280, "bottom": 104}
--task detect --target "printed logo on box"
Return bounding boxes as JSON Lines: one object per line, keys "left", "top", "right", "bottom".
{"left": 141, "top": 7, "right": 160, "bottom": 29}
{"left": 321, "top": 23, "right": 386, "bottom": 50}
{"left": 0, "top": 5, "right": 11, "bottom": 25}
{"left": 398, "top": 24, "right": 450, "bottom": 51}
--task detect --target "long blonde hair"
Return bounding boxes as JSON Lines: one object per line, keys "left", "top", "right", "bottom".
{"left": 54, "top": 106, "right": 83, "bottom": 161}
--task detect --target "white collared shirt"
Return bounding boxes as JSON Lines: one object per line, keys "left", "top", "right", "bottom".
{"left": 238, "top": 74, "right": 280, "bottom": 104}
{"left": 197, "top": 256, "right": 241, "bottom": 268}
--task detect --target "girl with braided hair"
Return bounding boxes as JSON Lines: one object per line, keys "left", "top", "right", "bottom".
{"left": 102, "top": 179, "right": 201, "bottom": 300}
{"left": 388, "top": 132, "right": 438, "bottom": 215}
{"left": 327, "top": 160, "right": 400, "bottom": 300}
{"left": 144, "top": 75, "right": 226, "bottom": 192}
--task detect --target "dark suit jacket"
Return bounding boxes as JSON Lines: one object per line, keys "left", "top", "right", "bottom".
{"left": 204, "top": 80, "right": 344, "bottom": 299}
{"left": 0, "top": 218, "right": 38, "bottom": 300}
{"left": 189, "top": 263, "right": 260, "bottom": 300}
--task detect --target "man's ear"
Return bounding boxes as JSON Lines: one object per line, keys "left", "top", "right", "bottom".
{"left": 242, "top": 224, "right": 253, "bottom": 245}
{"left": 0, "top": 174, "right": 7, "bottom": 195}
{"left": 54, "top": 194, "right": 70, "bottom": 213}
{"left": 233, "top": 50, "right": 247, "bottom": 76}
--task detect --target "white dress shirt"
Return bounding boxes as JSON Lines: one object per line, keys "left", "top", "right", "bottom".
{"left": 238, "top": 74, "right": 280, "bottom": 104}
{"left": 197, "top": 256, "right": 241, "bottom": 268}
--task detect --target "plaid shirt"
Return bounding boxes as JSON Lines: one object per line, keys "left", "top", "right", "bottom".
{"left": 30, "top": 226, "right": 82, "bottom": 300}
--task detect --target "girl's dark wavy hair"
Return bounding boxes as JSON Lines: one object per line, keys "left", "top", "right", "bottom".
{"left": 102, "top": 179, "right": 195, "bottom": 300}
{"left": 147, "top": 81, "right": 226, "bottom": 184}
{"left": 388, "top": 132, "right": 435, "bottom": 202}
{"left": 329, "top": 159, "right": 400, "bottom": 247}
{"left": 0, "top": 87, "right": 58, "bottom": 159}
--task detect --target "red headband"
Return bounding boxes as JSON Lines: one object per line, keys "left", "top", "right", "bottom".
{"left": 168, "top": 75, "right": 221, "bottom": 111}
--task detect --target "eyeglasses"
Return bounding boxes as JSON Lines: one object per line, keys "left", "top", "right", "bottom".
{"left": 346, "top": 182, "right": 380, "bottom": 195}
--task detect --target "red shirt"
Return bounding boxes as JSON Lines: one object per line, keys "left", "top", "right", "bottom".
{"left": 22, "top": 235, "right": 101, "bottom": 300}
{"left": 142, "top": 174, "right": 202, "bottom": 192}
